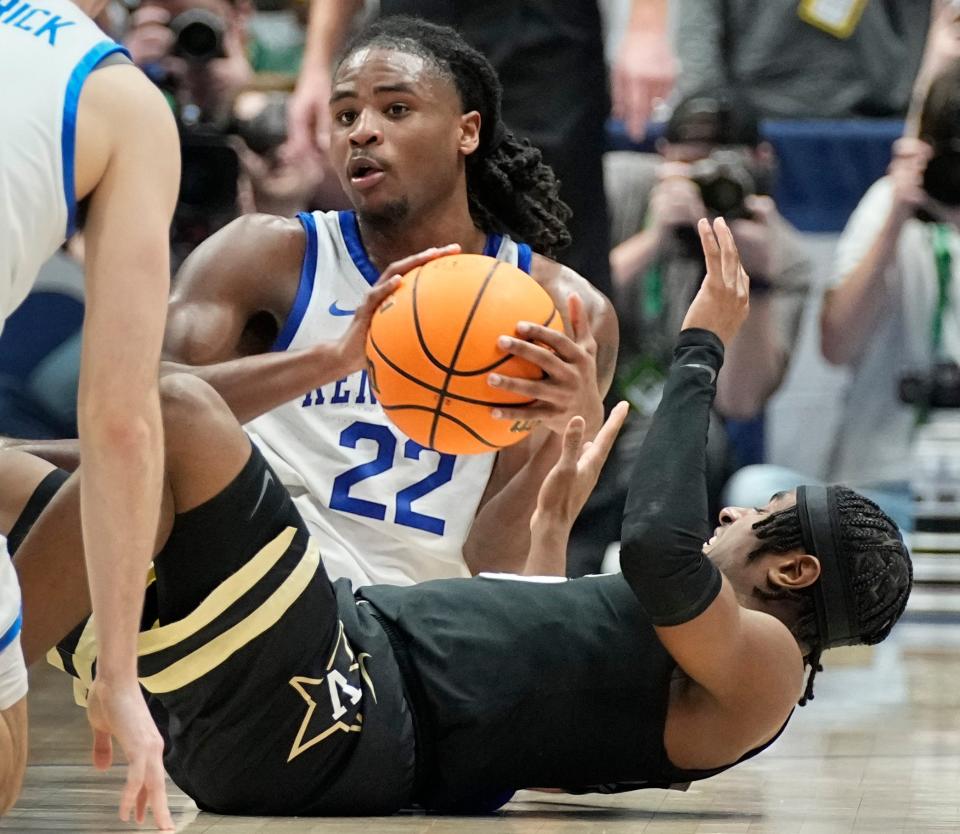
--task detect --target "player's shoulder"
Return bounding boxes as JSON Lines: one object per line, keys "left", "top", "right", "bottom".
{"left": 224, "top": 212, "right": 305, "bottom": 248}
{"left": 80, "top": 63, "right": 174, "bottom": 133}
{"left": 174, "top": 214, "right": 305, "bottom": 302}
{"left": 529, "top": 253, "right": 617, "bottom": 332}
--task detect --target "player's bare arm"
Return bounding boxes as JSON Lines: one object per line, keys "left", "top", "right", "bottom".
{"left": 164, "top": 215, "right": 454, "bottom": 424}
{"left": 74, "top": 62, "right": 179, "bottom": 829}
{"left": 463, "top": 260, "right": 619, "bottom": 575}
{"left": 525, "top": 402, "right": 630, "bottom": 575}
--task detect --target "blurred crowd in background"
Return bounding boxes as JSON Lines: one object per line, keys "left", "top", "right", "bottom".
{"left": 8, "top": 0, "right": 960, "bottom": 573}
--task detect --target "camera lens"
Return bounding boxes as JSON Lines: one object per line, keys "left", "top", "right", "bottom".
{"left": 924, "top": 151, "right": 960, "bottom": 207}
{"left": 700, "top": 178, "right": 745, "bottom": 216}
{"left": 170, "top": 9, "right": 226, "bottom": 61}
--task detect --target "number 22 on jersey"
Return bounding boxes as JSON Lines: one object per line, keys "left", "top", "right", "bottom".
{"left": 329, "top": 421, "right": 455, "bottom": 536}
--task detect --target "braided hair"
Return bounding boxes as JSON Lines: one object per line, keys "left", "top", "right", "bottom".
{"left": 336, "top": 16, "right": 572, "bottom": 256}
{"left": 749, "top": 488, "right": 912, "bottom": 706}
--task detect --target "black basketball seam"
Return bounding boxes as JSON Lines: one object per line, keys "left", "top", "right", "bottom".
{"left": 372, "top": 329, "right": 545, "bottom": 379}
{"left": 381, "top": 404, "right": 504, "bottom": 449}
{"left": 429, "top": 259, "right": 502, "bottom": 449}
{"left": 369, "top": 336, "right": 538, "bottom": 407}
{"left": 449, "top": 303, "right": 560, "bottom": 375}
{"left": 410, "top": 265, "right": 554, "bottom": 376}
{"left": 411, "top": 265, "right": 455, "bottom": 373}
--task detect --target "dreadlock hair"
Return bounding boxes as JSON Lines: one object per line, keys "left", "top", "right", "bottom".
{"left": 336, "top": 16, "right": 572, "bottom": 256}
{"left": 749, "top": 487, "right": 912, "bottom": 706}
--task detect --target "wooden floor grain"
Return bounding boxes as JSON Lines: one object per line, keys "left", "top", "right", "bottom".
{"left": 5, "top": 621, "right": 960, "bottom": 833}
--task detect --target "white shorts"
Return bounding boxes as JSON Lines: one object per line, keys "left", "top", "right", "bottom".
{"left": 0, "top": 541, "right": 27, "bottom": 710}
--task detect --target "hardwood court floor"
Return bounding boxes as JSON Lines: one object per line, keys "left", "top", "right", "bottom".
{"left": 5, "top": 620, "right": 960, "bottom": 834}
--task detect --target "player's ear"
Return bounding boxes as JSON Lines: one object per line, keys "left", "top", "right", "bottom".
{"left": 767, "top": 552, "right": 820, "bottom": 591}
{"left": 459, "top": 111, "right": 481, "bottom": 157}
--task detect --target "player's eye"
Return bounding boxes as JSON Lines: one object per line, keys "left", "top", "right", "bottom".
{"left": 387, "top": 103, "right": 410, "bottom": 117}
{"left": 336, "top": 110, "right": 358, "bottom": 126}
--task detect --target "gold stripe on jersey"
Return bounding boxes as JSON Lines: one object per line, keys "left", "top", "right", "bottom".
{"left": 139, "top": 535, "right": 320, "bottom": 694}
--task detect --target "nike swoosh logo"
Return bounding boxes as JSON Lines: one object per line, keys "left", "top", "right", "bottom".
{"left": 248, "top": 469, "right": 275, "bottom": 519}
{"left": 328, "top": 301, "right": 357, "bottom": 317}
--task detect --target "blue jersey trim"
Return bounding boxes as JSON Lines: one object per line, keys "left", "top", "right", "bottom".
{"left": 338, "top": 211, "right": 381, "bottom": 286}
{"left": 338, "top": 211, "right": 513, "bottom": 282}
{"left": 483, "top": 233, "right": 503, "bottom": 258}
{"left": 0, "top": 609, "right": 22, "bottom": 655}
{"left": 517, "top": 242, "right": 533, "bottom": 274}
{"left": 61, "top": 42, "right": 131, "bottom": 238}
{"left": 273, "top": 212, "right": 318, "bottom": 351}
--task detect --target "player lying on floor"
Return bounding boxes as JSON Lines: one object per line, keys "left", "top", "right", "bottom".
{"left": 4, "top": 219, "right": 911, "bottom": 817}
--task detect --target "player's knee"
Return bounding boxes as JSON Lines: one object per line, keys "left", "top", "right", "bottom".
{"left": 159, "top": 374, "right": 228, "bottom": 433}
{"left": 0, "top": 449, "right": 54, "bottom": 537}
{"left": 159, "top": 373, "right": 247, "bottom": 470}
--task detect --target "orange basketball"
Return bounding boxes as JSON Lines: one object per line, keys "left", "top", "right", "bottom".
{"left": 365, "top": 254, "right": 563, "bottom": 454}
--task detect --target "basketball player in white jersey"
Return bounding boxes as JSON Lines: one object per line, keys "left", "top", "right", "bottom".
{"left": 156, "top": 17, "right": 618, "bottom": 587}
{"left": 11, "top": 18, "right": 617, "bottom": 588}
{"left": 0, "top": 0, "right": 178, "bottom": 824}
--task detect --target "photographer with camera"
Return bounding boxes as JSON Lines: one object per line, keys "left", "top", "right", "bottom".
{"left": 607, "top": 93, "right": 812, "bottom": 423}
{"left": 126, "top": 0, "right": 253, "bottom": 124}
{"left": 821, "top": 54, "right": 960, "bottom": 513}
{"left": 124, "top": 0, "right": 257, "bottom": 264}
{"left": 565, "top": 92, "right": 812, "bottom": 575}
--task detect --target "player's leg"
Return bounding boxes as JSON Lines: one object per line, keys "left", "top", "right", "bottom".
{"left": 0, "top": 697, "right": 26, "bottom": 814}
{"left": 11, "top": 373, "right": 255, "bottom": 664}
{"left": 0, "top": 450, "right": 55, "bottom": 814}
{"left": 0, "top": 449, "right": 56, "bottom": 538}
{"left": 0, "top": 449, "right": 87, "bottom": 666}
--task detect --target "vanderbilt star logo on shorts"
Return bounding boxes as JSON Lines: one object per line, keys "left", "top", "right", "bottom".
{"left": 288, "top": 619, "right": 377, "bottom": 762}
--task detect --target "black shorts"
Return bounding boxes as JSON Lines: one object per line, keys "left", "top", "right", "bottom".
{"left": 19, "top": 445, "right": 414, "bottom": 815}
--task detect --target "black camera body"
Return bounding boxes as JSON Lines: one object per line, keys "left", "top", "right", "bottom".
{"left": 170, "top": 126, "right": 240, "bottom": 268}
{"left": 900, "top": 362, "right": 960, "bottom": 409}
{"left": 688, "top": 149, "right": 758, "bottom": 219}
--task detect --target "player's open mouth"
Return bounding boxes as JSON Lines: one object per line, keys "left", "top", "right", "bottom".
{"left": 348, "top": 157, "right": 386, "bottom": 190}
{"left": 703, "top": 526, "right": 724, "bottom": 550}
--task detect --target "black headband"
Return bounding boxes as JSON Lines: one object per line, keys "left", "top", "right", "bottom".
{"left": 796, "top": 485, "right": 858, "bottom": 650}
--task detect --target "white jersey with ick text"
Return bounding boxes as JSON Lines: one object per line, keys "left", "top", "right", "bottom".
{"left": 0, "top": 0, "right": 125, "bottom": 330}
{"left": 245, "top": 210, "right": 534, "bottom": 587}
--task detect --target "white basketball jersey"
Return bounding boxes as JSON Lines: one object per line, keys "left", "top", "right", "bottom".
{"left": 0, "top": 0, "right": 125, "bottom": 329}
{"left": 246, "top": 210, "right": 534, "bottom": 587}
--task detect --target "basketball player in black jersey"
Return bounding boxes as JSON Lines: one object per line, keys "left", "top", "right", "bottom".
{"left": 1, "top": 219, "right": 911, "bottom": 816}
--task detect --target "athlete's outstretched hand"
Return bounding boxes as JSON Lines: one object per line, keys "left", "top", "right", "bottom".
{"left": 681, "top": 218, "right": 751, "bottom": 348}
{"left": 525, "top": 402, "right": 630, "bottom": 575}
{"left": 87, "top": 677, "right": 173, "bottom": 830}
{"left": 335, "top": 244, "right": 461, "bottom": 375}
{"left": 489, "top": 292, "right": 604, "bottom": 438}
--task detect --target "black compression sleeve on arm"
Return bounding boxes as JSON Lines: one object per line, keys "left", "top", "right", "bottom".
{"left": 620, "top": 328, "right": 724, "bottom": 627}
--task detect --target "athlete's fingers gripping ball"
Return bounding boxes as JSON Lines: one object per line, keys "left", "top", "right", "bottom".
{"left": 366, "top": 254, "right": 563, "bottom": 454}
{"left": 488, "top": 291, "right": 603, "bottom": 436}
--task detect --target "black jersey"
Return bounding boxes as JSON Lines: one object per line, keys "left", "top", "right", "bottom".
{"left": 359, "top": 572, "right": 786, "bottom": 811}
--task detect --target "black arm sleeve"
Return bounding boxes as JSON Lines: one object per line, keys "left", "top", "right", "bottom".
{"left": 620, "top": 328, "right": 725, "bottom": 627}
